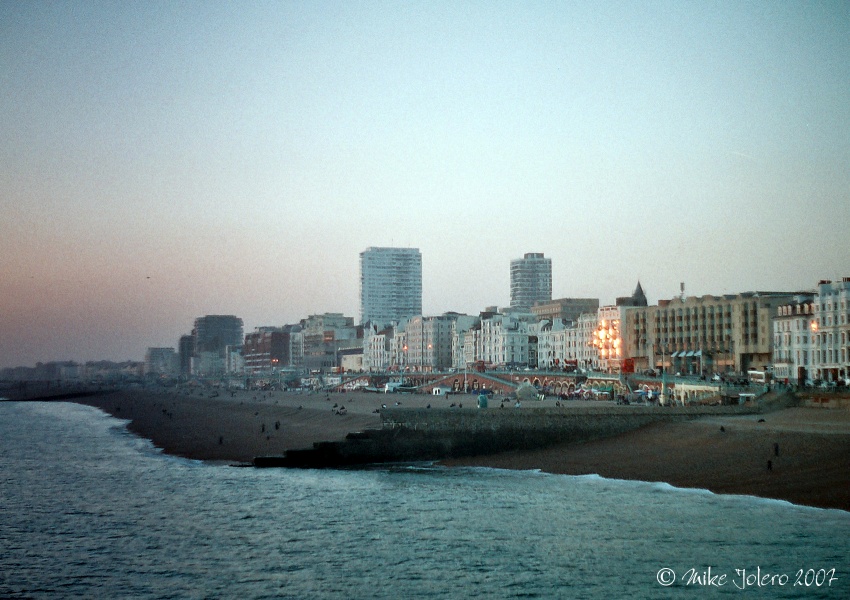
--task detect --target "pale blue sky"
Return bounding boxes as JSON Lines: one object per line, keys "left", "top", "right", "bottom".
{"left": 1, "top": 1, "right": 849, "bottom": 367}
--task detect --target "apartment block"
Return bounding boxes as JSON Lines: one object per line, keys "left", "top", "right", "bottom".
{"left": 360, "top": 247, "right": 422, "bottom": 327}
{"left": 510, "top": 253, "right": 552, "bottom": 311}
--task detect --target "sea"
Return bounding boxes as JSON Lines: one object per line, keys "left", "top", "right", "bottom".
{"left": 1, "top": 402, "right": 848, "bottom": 599}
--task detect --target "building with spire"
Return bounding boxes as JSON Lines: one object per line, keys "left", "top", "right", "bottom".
{"left": 617, "top": 281, "right": 648, "bottom": 307}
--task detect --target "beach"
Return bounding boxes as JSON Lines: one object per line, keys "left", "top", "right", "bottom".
{"left": 23, "top": 388, "right": 850, "bottom": 511}
{"left": 443, "top": 407, "right": 850, "bottom": 511}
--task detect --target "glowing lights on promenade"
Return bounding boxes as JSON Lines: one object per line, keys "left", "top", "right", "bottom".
{"left": 591, "top": 319, "right": 621, "bottom": 363}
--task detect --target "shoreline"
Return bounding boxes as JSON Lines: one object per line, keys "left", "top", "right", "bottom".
{"left": 10, "top": 388, "right": 850, "bottom": 512}
{"left": 440, "top": 409, "right": 850, "bottom": 512}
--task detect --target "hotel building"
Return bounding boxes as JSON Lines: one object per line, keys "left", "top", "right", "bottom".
{"left": 623, "top": 292, "right": 801, "bottom": 375}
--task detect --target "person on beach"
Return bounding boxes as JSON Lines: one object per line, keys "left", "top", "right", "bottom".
{"left": 774, "top": 442, "right": 779, "bottom": 457}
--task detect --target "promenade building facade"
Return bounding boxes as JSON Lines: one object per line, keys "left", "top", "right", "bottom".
{"left": 363, "top": 324, "right": 395, "bottom": 371}
{"left": 576, "top": 313, "right": 600, "bottom": 371}
{"left": 459, "top": 325, "right": 479, "bottom": 370}
{"left": 590, "top": 305, "right": 626, "bottom": 373}
{"left": 811, "top": 278, "right": 850, "bottom": 384}
{"left": 477, "top": 312, "right": 539, "bottom": 369}
{"left": 403, "top": 313, "right": 478, "bottom": 372}
{"left": 772, "top": 298, "right": 816, "bottom": 384}
{"left": 537, "top": 319, "right": 572, "bottom": 371}
{"left": 451, "top": 316, "right": 481, "bottom": 370}
{"left": 538, "top": 316, "right": 599, "bottom": 371}
{"left": 623, "top": 292, "right": 801, "bottom": 375}
{"left": 510, "top": 253, "right": 552, "bottom": 311}
{"left": 359, "top": 247, "right": 422, "bottom": 327}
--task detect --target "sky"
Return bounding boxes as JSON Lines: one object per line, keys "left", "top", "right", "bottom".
{"left": 1, "top": 1, "right": 849, "bottom": 369}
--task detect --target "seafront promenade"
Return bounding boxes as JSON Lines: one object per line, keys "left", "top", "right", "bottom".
{"left": 4, "top": 385, "right": 850, "bottom": 511}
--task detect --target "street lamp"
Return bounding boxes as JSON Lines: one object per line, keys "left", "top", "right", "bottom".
{"left": 402, "top": 345, "right": 408, "bottom": 384}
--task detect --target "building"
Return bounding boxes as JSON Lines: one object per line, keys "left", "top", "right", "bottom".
{"left": 359, "top": 247, "right": 422, "bottom": 327}
{"left": 458, "top": 325, "right": 479, "bottom": 370}
{"left": 193, "top": 352, "right": 224, "bottom": 377}
{"left": 224, "top": 345, "right": 244, "bottom": 375}
{"left": 772, "top": 297, "right": 816, "bottom": 385}
{"left": 576, "top": 313, "right": 600, "bottom": 371}
{"left": 403, "top": 313, "right": 477, "bottom": 372}
{"left": 537, "top": 319, "right": 569, "bottom": 371}
{"left": 616, "top": 282, "right": 648, "bottom": 307}
{"left": 363, "top": 324, "right": 395, "bottom": 371}
{"left": 243, "top": 327, "right": 288, "bottom": 374}
{"left": 144, "top": 347, "right": 177, "bottom": 377}
{"left": 624, "top": 291, "right": 801, "bottom": 375}
{"left": 451, "top": 316, "right": 480, "bottom": 370}
{"left": 590, "top": 305, "right": 626, "bottom": 373}
{"left": 192, "top": 315, "right": 244, "bottom": 357}
{"left": 531, "top": 297, "right": 599, "bottom": 323}
{"left": 510, "top": 253, "right": 552, "bottom": 311}
{"left": 178, "top": 334, "right": 194, "bottom": 377}
{"left": 301, "top": 313, "right": 356, "bottom": 373}
{"left": 477, "top": 312, "right": 539, "bottom": 369}
{"left": 338, "top": 347, "right": 364, "bottom": 372}
{"left": 537, "top": 312, "right": 599, "bottom": 372}
{"left": 811, "top": 278, "right": 850, "bottom": 384}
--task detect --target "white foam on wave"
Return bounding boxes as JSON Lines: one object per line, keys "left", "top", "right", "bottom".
{"left": 545, "top": 470, "right": 850, "bottom": 516}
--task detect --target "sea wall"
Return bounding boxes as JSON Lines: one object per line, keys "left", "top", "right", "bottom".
{"left": 255, "top": 404, "right": 759, "bottom": 468}
{"left": 796, "top": 394, "right": 850, "bottom": 410}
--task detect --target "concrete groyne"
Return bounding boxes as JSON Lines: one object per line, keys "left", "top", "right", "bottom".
{"left": 254, "top": 403, "right": 761, "bottom": 468}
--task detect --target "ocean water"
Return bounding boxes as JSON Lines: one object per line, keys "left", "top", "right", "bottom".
{"left": 0, "top": 402, "right": 847, "bottom": 599}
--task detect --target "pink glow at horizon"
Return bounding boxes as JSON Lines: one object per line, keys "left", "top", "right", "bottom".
{"left": 1, "top": 2, "right": 849, "bottom": 368}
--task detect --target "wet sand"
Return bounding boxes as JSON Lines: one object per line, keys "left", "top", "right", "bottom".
{"left": 443, "top": 408, "right": 850, "bottom": 511}
{"left": 64, "top": 389, "right": 850, "bottom": 511}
